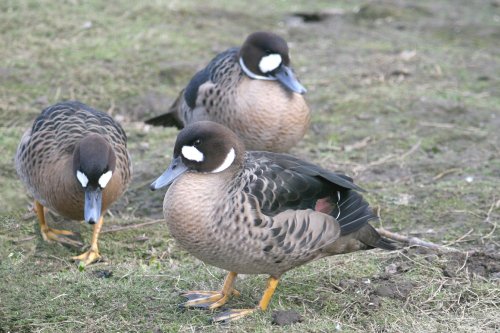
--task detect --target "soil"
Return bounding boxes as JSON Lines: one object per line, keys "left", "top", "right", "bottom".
{"left": 272, "top": 310, "right": 303, "bottom": 326}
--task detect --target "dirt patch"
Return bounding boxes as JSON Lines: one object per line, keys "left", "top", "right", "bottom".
{"left": 355, "top": 2, "right": 432, "bottom": 21}
{"left": 272, "top": 310, "right": 303, "bottom": 326}
{"left": 440, "top": 251, "right": 500, "bottom": 279}
{"left": 339, "top": 276, "right": 415, "bottom": 301}
{"left": 331, "top": 245, "right": 500, "bottom": 316}
{"left": 122, "top": 91, "right": 173, "bottom": 122}
{"left": 385, "top": 247, "right": 500, "bottom": 280}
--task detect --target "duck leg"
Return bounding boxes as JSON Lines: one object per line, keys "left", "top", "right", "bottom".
{"left": 35, "top": 200, "right": 80, "bottom": 246}
{"left": 181, "top": 271, "right": 240, "bottom": 309}
{"left": 212, "top": 276, "right": 279, "bottom": 323}
{"left": 72, "top": 216, "right": 103, "bottom": 265}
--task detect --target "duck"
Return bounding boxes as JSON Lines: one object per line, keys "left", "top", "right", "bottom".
{"left": 145, "top": 31, "right": 310, "bottom": 152}
{"left": 150, "top": 121, "right": 394, "bottom": 322}
{"left": 15, "top": 101, "right": 132, "bottom": 265}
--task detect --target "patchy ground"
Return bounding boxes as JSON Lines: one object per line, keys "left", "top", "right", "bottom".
{"left": 0, "top": 0, "right": 499, "bottom": 332}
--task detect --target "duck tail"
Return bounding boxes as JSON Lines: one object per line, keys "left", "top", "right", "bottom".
{"left": 144, "top": 93, "right": 184, "bottom": 129}
{"left": 331, "top": 190, "right": 395, "bottom": 250}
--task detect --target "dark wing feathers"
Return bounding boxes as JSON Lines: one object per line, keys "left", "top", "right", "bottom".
{"left": 184, "top": 68, "right": 211, "bottom": 109}
{"left": 31, "top": 101, "right": 128, "bottom": 156}
{"left": 243, "top": 151, "right": 388, "bottom": 242}
{"left": 184, "top": 47, "right": 238, "bottom": 108}
{"left": 145, "top": 48, "right": 239, "bottom": 126}
{"left": 250, "top": 152, "right": 365, "bottom": 192}
{"left": 34, "top": 101, "right": 126, "bottom": 136}
{"left": 244, "top": 152, "right": 362, "bottom": 215}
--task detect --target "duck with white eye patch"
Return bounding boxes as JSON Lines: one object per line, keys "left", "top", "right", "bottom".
{"left": 146, "top": 31, "right": 310, "bottom": 153}
{"left": 15, "top": 101, "right": 132, "bottom": 266}
{"left": 150, "top": 121, "right": 395, "bottom": 323}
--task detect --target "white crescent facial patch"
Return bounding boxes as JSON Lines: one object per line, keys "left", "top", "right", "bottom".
{"left": 182, "top": 145, "right": 204, "bottom": 162}
{"left": 76, "top": 170, "right": 89, "bottom": 188}
{"left": 259, "top": 54, "right": 282, "bottom": 73}
{"left": 212, "top": 148, "right": 235, "bottom": 173}
{"left": 239, "top": 57, "right": 276, "bottom": 81}
{"left": 98, "top": 170, "right": 113, "bottom": 188}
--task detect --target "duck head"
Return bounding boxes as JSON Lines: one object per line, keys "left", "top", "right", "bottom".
{"left": 238, "top": 31, "right": 306, "bottom": 94}
{"left": 73, "top": 134, "right": 116, "bottom": 224}
{"left": 151, "top": 121, "right": 244, "bottom": 190}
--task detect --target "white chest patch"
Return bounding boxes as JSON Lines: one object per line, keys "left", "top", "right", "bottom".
{"left": 259, "top": 54, "right": 282, "bottom": 73}
{"left": 76, "top": 170, "right": 89, "bottom": 188}
{"left": 98, "top": 170, "right": 113, "bottom": 188}
{"left": 182, "top": 145, "right": 204, "bottom": 162}
{"left": 212, "top": 148, "right": 235, "bottom": 173}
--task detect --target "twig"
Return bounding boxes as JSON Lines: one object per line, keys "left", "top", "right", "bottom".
{"left": 13, "top": 235, "right": 36, "bottom": 244}
{"left": 483, "top": 198, "right": 499, "bottom": 224}
{"left": 433, "top": 168, "right": 461, "bottom": 181}
{"left": 398, "top": 140, "right": 422, "bottom": 161}
{"left": 353, "top": 154, "right": 394, "bottom": 173}
{"left": 353, "top": 140, "right": 421, "bottom": 173}
{"left": 455, "top": 251, "right": 470, "bottom": 274}
{"left": 343, "top": 136, "right": 372, "bottom": 152}
{"left": 444, "top": 228, "right": 474, "bottom": 246}
{"left": 419, "top": 121, "right": 486, "bottom": 136}
{"left": 482, "top": 198, "right": 500, "bottom": 239}
{"left": 376, "top": 228, "right": 460, "bottom": 252}
{"left": 101, "top": 219, "right": 165, "bottom": 234}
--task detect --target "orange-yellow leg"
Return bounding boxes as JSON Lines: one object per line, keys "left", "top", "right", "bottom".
{"left": 35, "top": 200, "right": 80, "bottom": 246}
{"left": 72, "top": 216, "right": 103, "bottom": 266}
{"left": 181, "top": 271, "right": 239, "bottom": 309}
{"left": 212, "top": 276, "right": 279, "bottom": 323}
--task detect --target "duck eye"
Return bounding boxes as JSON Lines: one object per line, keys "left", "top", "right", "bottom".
{"left": 193, "top": 139, "right": 201, "bottom": 147}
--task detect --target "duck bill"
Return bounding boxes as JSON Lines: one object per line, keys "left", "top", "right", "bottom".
{"left": 150, "top": 156, "right": 188, "bottom": 191}
{"left": 84, "top": 188, "right": 102, "bottom": 224}
{"left": 273, "top": 65, "right": 307, "bottom": 94}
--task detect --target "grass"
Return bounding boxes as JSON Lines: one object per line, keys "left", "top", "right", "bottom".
{"left": 1, "top": 0, "right": 499, "bottom": 332}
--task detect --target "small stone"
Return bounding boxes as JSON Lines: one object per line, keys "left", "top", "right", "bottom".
{"left": 385, "top": 263, "right": 398, "bottom": 275}
{"left": 368, "top": 295, "right": 382, "bottom": 308}
{"left": 93, "top": 270, "right": 113, "bottom": 278}
{"left": 443, "top": 268, "right": 455, "bottom": 278}
{"left": 339, "top": 279, "right": 356, "bottom": 289}
{"left": 82, "top": 21, "right": 93, "bottom": 29}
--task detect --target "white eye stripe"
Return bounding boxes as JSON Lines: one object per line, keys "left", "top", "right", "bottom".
{"left": 76, "top": 170, "right": 89, "bottom": 188}
{"left": 212, "top": 148, "right": 235, "bottom": 173}
{"left": 259, "top": 54, "right": 282, "bottom": 73}
{"left": 182, "top": 145, "right": 204, "bottom": 162}
{"left": 98, "top": 170, "right": 113, "bottom": 188}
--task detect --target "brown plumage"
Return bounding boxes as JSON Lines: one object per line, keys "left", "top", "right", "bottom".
{"left": 151, "top": 121, "right": 394, "bottom": 322}
{"left": 15, "top": 101, "right": 132, "bottom": 265}
{"left": 145, "top": 31, "right": 310, "bottom": 152}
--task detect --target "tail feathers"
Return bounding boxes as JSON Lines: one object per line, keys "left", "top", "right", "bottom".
{"left": 145, "top": 94, "right": 184, "bottom": 128}
{"left": 332, "top": 190, "right": 376, "bottom": 236}
{"left": 145, "top": 111, "right": 183, "bottom": 128}
{"left": 331, "top": 190, "right": 396, "bottom": 250}
{"left": 358, "top": 224, "right": 397, "bottom": 251}
{"left": 375, "top": 236, "right": 397, "bottom": 251}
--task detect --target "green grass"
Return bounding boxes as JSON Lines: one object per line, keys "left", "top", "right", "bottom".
{"left": 1, "top": 0, "right": 499, "bottom": 332}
